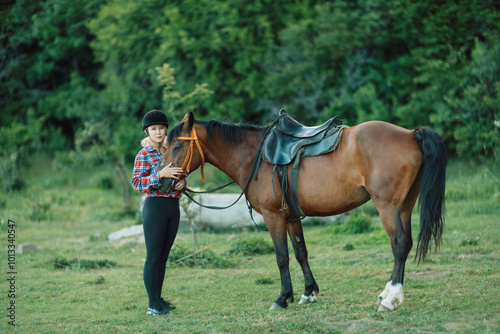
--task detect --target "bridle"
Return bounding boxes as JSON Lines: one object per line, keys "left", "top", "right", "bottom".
{"left": 177, "top": 126, "right": 206, "bottom": 182}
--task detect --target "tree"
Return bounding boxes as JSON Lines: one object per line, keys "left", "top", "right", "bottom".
{"left": 156, "top": 63, "right": 213, "bottom": 122}
{"left": 1, "top": 0, "right": 498, "bottom": 164}
{"left": 1, "top": 0, "right": 103, "bottom": 151}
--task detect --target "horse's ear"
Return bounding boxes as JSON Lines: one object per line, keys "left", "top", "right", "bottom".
{"left": 181, "top": 112, "right": 194, "bottom": 130}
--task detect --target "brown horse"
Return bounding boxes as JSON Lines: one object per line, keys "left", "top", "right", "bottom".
{"left": 163, "top": 112, "right": 446, "bottom": 311}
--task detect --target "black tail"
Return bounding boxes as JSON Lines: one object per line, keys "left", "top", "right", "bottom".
{"left": 414, "top": 128, "right": 447, "bottom": 263}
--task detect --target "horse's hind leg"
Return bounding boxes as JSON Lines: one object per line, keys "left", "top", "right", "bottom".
{"left": 375, "top": 205, "right": 413, "bottom": 311}
{"left": 286, "top": 219, "right": 319, "bottom": 305}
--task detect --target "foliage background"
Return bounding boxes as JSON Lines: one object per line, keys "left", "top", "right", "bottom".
{"left": 0, "top": 2, "right": 499, "bottom": 332}
{"left": 1, "top": 0, "right": 499, "bottom": 168}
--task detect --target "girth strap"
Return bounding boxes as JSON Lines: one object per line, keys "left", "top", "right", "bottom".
{"left": 290, "top": 148, "right": 306, "bottom": 221}
{"left": 275, "top": 149, "right": 306, "bottom": 222}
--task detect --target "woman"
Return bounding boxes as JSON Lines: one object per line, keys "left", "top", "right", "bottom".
{"left": 131, "top": 109, "right": 186, "bottom": 316}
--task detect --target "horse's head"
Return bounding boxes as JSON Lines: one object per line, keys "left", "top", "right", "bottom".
{"left": 161, "top": 112, "right": 206, "bottom": 184}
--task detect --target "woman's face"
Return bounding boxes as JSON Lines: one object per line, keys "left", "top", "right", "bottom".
{"left": 147, "top": 124, "right": 167, "bottom": 145}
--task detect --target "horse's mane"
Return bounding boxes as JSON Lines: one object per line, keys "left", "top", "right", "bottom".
{"left": 168, "top": 119, "right": 265, "bottom": 145}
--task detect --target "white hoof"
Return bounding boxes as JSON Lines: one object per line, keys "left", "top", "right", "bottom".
{"left": 299, "top": 294, "right": 317, "bottom": 305}
{"left": 269, "top": 302, "right": 284, "bottom": 310}
{"left": 378, "top": 283, "right": 403, "bottom": 311}
{"left": 377, "top": 281, "right": 392, "bottom": 305}
{"left": 377, "top": 303, "right": 391, "bottom": 312}
{"left": 380, "top": 298, "right": 396, "bottom": 310}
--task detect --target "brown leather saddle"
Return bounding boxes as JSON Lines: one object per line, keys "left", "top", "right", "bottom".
{"left": 262, "top": 109, "right": 346, "bottom": 221}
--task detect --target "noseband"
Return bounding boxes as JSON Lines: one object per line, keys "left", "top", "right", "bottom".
{"left": 177, "top": 126, "right": 206, "bottom": 182}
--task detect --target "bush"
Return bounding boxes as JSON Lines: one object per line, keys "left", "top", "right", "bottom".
{"left": 0, "top": 153, "right": 25, "bottom": 192}
{"left": 28, "top": 197, "right": 52, "bottom": 222}
{"left": 343, "top": 243, "right": 355, "bottom": 251}
{"left": 226, "top": 234, "right": 274, "bottom": 256}
{"left": 460, "top": 234, "right": 481, "bottom": 247}
{"left": 168, "top": 244, "right": 234, "bottom": 269}
{"left": 98, "top": 176, "right": 115, "bottom": 190}
{"left": 327, "top": 214, "right": 373, "bottom": 235}
{"left": 53, "top": 257, "right": 117, "bottom": 270}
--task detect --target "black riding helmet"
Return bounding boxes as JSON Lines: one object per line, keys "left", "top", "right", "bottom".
{"left": 142, "top": 109, "right": 169, "bottom": 131}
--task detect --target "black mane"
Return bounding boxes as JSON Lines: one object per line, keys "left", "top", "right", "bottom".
{"left": 168, "top": 119, "right": 265, "bottom": 145}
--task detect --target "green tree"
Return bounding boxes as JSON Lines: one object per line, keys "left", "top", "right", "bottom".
{"left": 156, "top": 63, "right": 213, "bottom": 122}
{"left": 70, "top": 116, "right": 142, "bottom": 214}
{"left": 1, "top": 0, "right": 499, "bottom": 167}
{"left": 1, "top": 0, "right": 103, "bottom": 153}
{"left": 428, "top": 34, "right": 500, "bottom": 159}
{"left": 86, "top": 0, "right": 167, "bottom": 118}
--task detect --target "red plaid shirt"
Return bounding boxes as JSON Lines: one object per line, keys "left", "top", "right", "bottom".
{"left": 131, "top": 145, "right": 182, "bottom": 198}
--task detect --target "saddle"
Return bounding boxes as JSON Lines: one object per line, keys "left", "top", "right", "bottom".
{"left": 263, "top": 110, "right": 344, "bottom": 165}
{"left": 261, "top": 109, "right": 346, "bottom": 221}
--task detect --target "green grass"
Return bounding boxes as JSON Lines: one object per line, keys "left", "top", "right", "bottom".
{"left": 0, "top": 158, "right": 499, "bottom": 333}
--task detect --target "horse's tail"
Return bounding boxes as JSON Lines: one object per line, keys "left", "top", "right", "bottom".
{"left": 413, "top": 127, "right": 447, "bottom": 263}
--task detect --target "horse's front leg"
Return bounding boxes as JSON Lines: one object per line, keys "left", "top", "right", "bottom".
{"left": 266, "top": 216, "right": 294, "bottom": 310}
{"left": 286, "top": 219, "right": 319, "bottom": 305}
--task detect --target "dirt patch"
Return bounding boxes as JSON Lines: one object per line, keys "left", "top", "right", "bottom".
{"left": 408, "top": 270, "right": 450, "bottom": 279}
{"left": 444, "top": 321, "right": 473, "bottom": 331}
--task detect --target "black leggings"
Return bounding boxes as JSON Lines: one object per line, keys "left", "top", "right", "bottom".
{"left": 142, "top": 197, "right": 180, "bottom": 307}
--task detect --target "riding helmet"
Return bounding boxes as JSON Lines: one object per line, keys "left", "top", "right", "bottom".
{"left": 142, "top": 109, "right": 169, "bottom": 131}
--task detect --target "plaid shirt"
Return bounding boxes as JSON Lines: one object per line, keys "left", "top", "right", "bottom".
{"left": 131, "top": 145, "right": 182, "bottom": 198}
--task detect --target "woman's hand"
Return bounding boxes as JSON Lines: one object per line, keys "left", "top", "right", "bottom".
{"left": 159, "top": 163, "right": 184, "bottom": 180}
{"left": 174, "top": 179, "right": 186, "bottom": 191}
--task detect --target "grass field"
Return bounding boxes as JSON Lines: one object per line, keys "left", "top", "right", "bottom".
{"left": 1, "top": 158, "right": 499, "bottom": 333}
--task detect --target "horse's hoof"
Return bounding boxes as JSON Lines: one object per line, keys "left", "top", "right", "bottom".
{"left": 381, "top": 298, "right": 397, "bottom": 310}
{"left": 378, "top": 299, "right": 396, "bottom": 312}
{"left": 299, "top": 294, "right": 317, "bottom": 305}
{"left": 269, "top": 302, "right": 285, "bottom": 310}
{"left": 377, "top": 304, "right": 390, "bottom": 312}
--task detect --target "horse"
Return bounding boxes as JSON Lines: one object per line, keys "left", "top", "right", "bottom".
{"left": 162, "top": 112, "right": 446, "bottom": 311}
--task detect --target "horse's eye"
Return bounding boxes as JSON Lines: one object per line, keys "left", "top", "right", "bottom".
{"left": 174, "top": 145, "right": 181, "bottom": 151}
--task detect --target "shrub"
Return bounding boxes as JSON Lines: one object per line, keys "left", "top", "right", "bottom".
{"left": 226, "top": 234, "right": 274, "bottom": 256}
{"left": 168, "top": 244, "right": 234, "bottom": 269}
{"left": 90, "top": 275, "right": 106, "bottom": 285}
{"left": 343, "top": 243, "right": 355, "bottom": 251}
{"left": 460, "top": 234, "right": 481, "bottom": 247}
{"left": 327, "top": 214, "right": 373, "bottom": 235}
{"left": 28, "top": 198, "right": 52, "bottom": 222}
{"left": 53, "top": 257, "right": 117, "bottom": 270}
{"left": 98, "top": 176, "right": 115, "bottom": 190}
{"left": 0, "top": 153, "right": 25, "bottom": 192}
{"left": 255, "top": 277, "right": 273, "bottom": 285}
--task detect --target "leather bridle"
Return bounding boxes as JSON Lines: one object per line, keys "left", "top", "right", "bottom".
{"left": 177, "top": 126, "right": 206, "bottom": 182}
